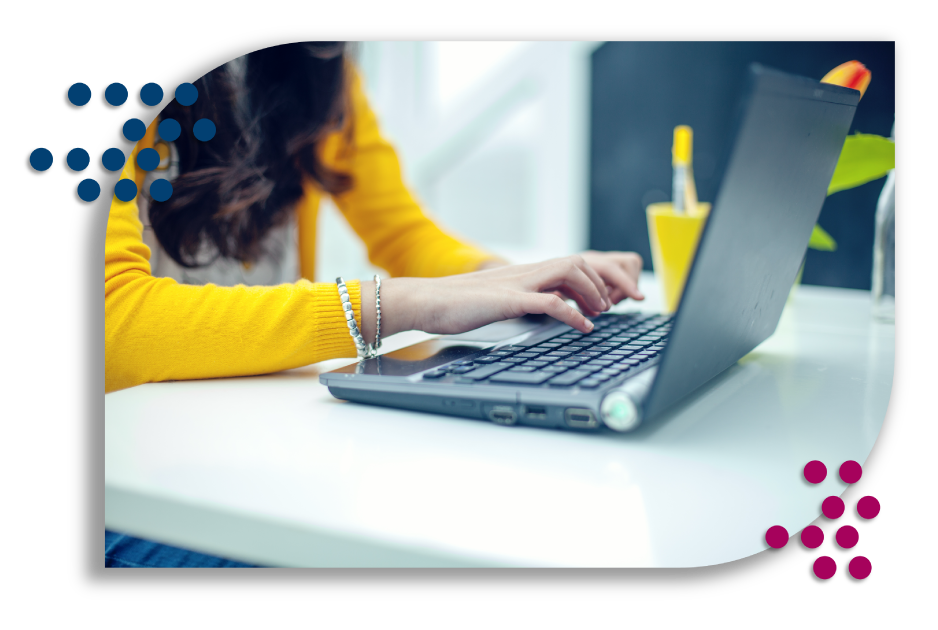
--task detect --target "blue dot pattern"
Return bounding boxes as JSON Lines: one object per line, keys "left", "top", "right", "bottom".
{"left": 114, "top": 179, "right": 138, "bottom": 202}
{"left": 68, "top": 83, "right": 91, "bottom": 106}
{"left": 175, "top": 82, "right": 198, "bottom": 106}
{"left": 105, "top": 83, "right": 128, "bottom": 106}
{"left": 158, "top": 118, "right": 181, "bottom": 142}
{"left": 78, "top": 179, "right": 101, "bottom": 202}
{"left": 30, "top": 148, "right": 53, "bottom": 171}
{"left": 123, "top": 118, "right": 147, "bottom": 142}
{"left": 140, "top": 83, "right": 163, "bottom": 106}
{"left": 102, "top": 148, "right": 126, "bottom": 172}
{"left": 137, "top": 148, "right": 160, "bottom": 172}
{"left": 193, "top": 119, "right": 216, "bottom": 142}
{"left": 67, "top": 148, "right": 90, "bottom": 171}
{"left": 150, "top": 179, "right": 173, "bottom": 202}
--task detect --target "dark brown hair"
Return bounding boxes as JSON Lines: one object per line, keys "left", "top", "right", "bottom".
{"left": 148, "top": 42, "right": 353, "bottom": 267}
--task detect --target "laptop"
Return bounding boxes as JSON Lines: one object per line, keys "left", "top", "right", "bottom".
{"left": 320, "top": 64, "right": 860, "bottom": 432}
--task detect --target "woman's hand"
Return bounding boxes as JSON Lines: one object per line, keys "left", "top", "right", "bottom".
{"left": 476, "top": 250, "right": 644, "bottom": 317}
{"left": 360, "top": 255, "right": 622, "bottom": 339}
{"left": 573, "top": 250, "right": 644, "bottom": 315}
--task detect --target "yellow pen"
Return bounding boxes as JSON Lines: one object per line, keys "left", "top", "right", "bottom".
{"left": 671, "top": 125, "right": 698, "bottom": 214}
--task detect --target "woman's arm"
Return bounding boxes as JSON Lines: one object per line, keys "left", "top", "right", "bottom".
{"left": 105, "top": 147, "right": 608, "bottom": 392}
{"left": 105, "top": 152, "right": 364, "bottom": 393}
{"left": 319, "top": 69, "right": 503, "bottom": 278}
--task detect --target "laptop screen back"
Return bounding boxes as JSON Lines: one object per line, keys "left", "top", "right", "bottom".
{"left": 642, "top": 65, "right": 859, "bottom": 421}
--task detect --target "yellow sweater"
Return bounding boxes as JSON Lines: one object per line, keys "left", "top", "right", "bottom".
{"left": 105, "top": 69, "right": 496, "bottom": 393}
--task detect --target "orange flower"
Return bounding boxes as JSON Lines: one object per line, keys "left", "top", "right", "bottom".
{"left": 821, "top": 61, "right": 872, "bottom": 100}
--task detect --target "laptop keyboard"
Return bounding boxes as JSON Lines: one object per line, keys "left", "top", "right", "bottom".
{"left": 422, "top": 313, "right": 673, "bottom": 389}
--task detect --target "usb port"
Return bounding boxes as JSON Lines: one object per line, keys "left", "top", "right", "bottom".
{"left": 523, "top": 405, "right": 547, "bottom": 420}
{"left": 564, "top": 408, "right": 599, "bottom": 429}
{"left": 488, "top": 405, "right": 517, "bottom": 426}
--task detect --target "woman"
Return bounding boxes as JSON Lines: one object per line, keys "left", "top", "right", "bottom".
{"left": 104, "top": 42, "right": 643, "bottom": 566}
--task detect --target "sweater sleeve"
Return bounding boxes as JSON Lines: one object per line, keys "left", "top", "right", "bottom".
{"left": 104, "top": 145, "right": 362, "bottom": 393}
{"left": 319, "top": 69, "right": 503, "bottom": 278}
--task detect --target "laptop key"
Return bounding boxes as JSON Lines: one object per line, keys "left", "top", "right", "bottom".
{"left": 548, "top": 370, "right": 591, "bottom": 386}
{"left": 541, "top": 365, "right": 568, "bottom": 373}
{"left": 474, "top": 356, "right": 502, "bottom": 364}
{"left": 488, "top": 370, "right": 554, "bottom": 385}
{"left": 422, "top": 370, "right": 447, "bottom": 379}
{"left": 578, "top": 379, "right": 603, "bottom": 388}
{"left": 459, "top": 363, "right": 512, "bottom": 380}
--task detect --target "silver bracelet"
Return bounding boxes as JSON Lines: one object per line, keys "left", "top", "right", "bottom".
{"left": 336, "top": 277, "right": 367, "bottom": 357}
{"left": 336, "top": 276, "right": 382, "bottom": 361}
{"left": 372, "top": 274, "right": 382, "bottom": 354}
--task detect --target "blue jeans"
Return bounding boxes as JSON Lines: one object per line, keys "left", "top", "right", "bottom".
{"left": 105, "top": 530, "right": 260, "bottom": 568}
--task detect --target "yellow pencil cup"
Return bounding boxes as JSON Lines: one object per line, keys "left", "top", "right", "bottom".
{"left": 646, "top": 202, "right": 711, "bottom": 313}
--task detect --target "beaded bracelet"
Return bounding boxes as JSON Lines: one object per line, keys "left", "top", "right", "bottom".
{"left": 372, "top": 274, "right": 382, "bottom": 355}
{"left": 336, "top": 276, "right": 382, "bottom": 360}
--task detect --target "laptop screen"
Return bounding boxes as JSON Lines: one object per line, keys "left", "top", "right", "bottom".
{"left": 643, "top": 65, "right": 859, "bottom": 421}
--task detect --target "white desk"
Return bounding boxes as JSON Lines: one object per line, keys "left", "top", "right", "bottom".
{"left": 105, "top": 276, "right": 894, "bottom": 567}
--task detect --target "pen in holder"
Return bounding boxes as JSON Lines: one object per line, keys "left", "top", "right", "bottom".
{"left": 646, "top": 201, "right": 711, "bottom": 313}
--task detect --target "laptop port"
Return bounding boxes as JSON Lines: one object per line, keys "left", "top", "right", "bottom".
{"left": 564, "top": 408, "right": 599, "bottom": 429}
{"left": 523, "top": 405, "right": 548, "bottom": 421}
{"left": 488, "top": 405, "right": 517, "bottom": 426}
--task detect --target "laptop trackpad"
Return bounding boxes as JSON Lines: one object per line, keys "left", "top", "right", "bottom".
{"left": 443, "top": 315, "right": 551, "bottom": 343}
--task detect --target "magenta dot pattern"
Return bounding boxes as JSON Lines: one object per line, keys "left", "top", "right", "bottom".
{"left": 857, "top": 496, "right": 880, "bottom": 519}
{"left": 804, "top": 460, "right": 827, "bottom": 484}
{"left": 765, "top": 525, "right": 789, "bottom": 549}
{"left": 849, "top": 556, "right": 872, "bottom": 580}
{"left": 813, "top": 556, "right": 837, "bottom": 580}
{"left": 836, "top": 525, "right": 859, "bottom": 549}
{"left": 800, "top": 525, "right": 824, "bottom": 549}
{"left": 839, "top": 460, "right": 863, "bottom": 484}
{"left": 770, "top": 461, "right": 880, "bottom": 581}
{"left": 822, "top": 495, "right": 845, "bottom": 519}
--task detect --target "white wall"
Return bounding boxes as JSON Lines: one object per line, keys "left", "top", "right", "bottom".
{"left": 315, "top": 41, "right": 600, "bottom": 282}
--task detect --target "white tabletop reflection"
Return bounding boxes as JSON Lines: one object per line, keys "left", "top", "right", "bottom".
{"left": 105, "top": 275, "right": 894, "bottom": 567}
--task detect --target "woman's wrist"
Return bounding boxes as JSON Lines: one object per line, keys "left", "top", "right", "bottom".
{"left": 476, "top": 258, "right": 508, "bottom": 271}
{"left": 358, "top": 277, "right": 421, "bottom": 342}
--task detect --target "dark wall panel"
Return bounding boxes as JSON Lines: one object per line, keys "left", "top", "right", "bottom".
{"left": 589, "top": 41, "right": 895, "bottom": 290}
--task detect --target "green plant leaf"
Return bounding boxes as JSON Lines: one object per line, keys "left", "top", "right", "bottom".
{"left": 808, "top": 224, "right": 837, "bottom": 251}
{"left": 828, "top": 133, "right": 895, "bottom": 195}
